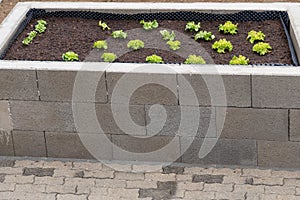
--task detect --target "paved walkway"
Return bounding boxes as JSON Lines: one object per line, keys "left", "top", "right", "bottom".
{"left": 0, "top": 159, "right": 299, "bottom": 200}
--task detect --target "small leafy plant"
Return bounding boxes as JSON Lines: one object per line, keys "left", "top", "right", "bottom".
{"left": 184, "top": 55, "right": 206, "bottom": 64}
{"left": 252, "top": 42, "right": 272, "bottom": 55}
{"left": 212, "top": 39, "right": 233, "bottom": 53}
{"left": 22, "top": 31, "right": 37, "bottom": 45}
{"left": 185, "top": 21, "right": 201, "bottom": 32}
{"left": 229, "top": 55, "right": 250, "bottom": 65}
{"left": 194, "top": 31, "right": 215, "bottom": 41}
{"left": 166, "top": 40, "right": 181, "bottom": 51}
{"left": 35, "top": 20, "right": 47, "bottom": 34}
{"left": 98, "top": 21, "right": 110, "bottom": 30}
{"left": 101, "top": 53, "right": 117, "bottom": 62}
{"left": 127, "top": 40, "right": 144, "bottom": 50}
{"left": 160, "top": 30, "right": 176, "bottom": 41}
{"left": 22, "top": 19, "right": 47, "bottom": 45}
{"left": 140, "top": 20, "right": 158, "bottom": 30}
{"left": 247, "top": 30, "right": 265, "bottom": 44}
{"left": 62, "top": 51, "right": 79, "bottom": 61}
{"left": 219, "top": 21, "right": 238, "bottom": 35}
{"left": 111, "top": 30, "right": 127, "bottom": 39}
{"left": 146, "top": 54, "right": 164, "bottom": 63}
{"left": 93, "top": 40, "right": 108, "bottom": 49}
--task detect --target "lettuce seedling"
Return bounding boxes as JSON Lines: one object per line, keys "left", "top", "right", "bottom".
{"left": 140, "top": 20, "right": 159, "bottom": 30}
{"left": 22, "top": 31, "right": 37, "bottom": 45}
{"left": 35, "top": 20, "right": 47, "bottom": 34}
{"left": 160, "top": 30, "right": 176, "bottom": 41}
{"left": 111, "top": 30, "right": 127, "bottom": 39}
{"left": 194, "top": 31, "right": 215, "bottom": 41}
{"left": 127, "top": 40, "right": 144, "bottom": 50}
{"left": 247, "top": 30, "right": 265, "bottom": 44}
{"left": 62, "top": 51, "right": 79, "bottom": 61}
{"left": 93, "top": 40, "right": 108, "bottom": 49}
{"left": 185, "top": 22, "right": 201, "bottom": 32}
{"left": 219, "top": 21, "right": 238, "bottom": 35}
{"left": 252, "top": 42, "right": 272, "bottom": 55}
{"left": 167, "top": 40, "right": 181, "bottom": 51}
{"left": 229, "top": 55, "right": 250, "bottom": 65}
{"left": 184, "top": 55, "right": 206, "bottom": 64}
{"left": 101, "top": 53, "right": 117, "bottom": 62}
{"left": 212, "top": 39, "right": 233, "bottom": 53}
{"left": 37, "top": 20, "right": 47, "bottom": 26}
{"left": 98, "top": 21, "right": 110, "bottom": 30}
{"left": 146, "top": 54, "right": 164, "bottom": 63}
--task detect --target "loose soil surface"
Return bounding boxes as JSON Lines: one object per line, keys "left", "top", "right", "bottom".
{"left": 3, "top": 16, "right": 292, "bottom": 65}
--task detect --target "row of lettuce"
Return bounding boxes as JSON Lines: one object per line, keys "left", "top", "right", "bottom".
{"left": 22, "top": 19, "right": 272, "bottom": 65}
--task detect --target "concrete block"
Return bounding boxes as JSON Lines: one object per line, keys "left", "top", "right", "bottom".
{"left": 253, "top": 76, "right": 300, "bottom": 108}
{"left": 217, "top": 107, "right": 288, "bottom": 141}
{"left": 0, "top": 130, "right": 14, "bottom": 156}
{"left": 12, "top": 131, "right": 46, "bottom": 157}
{"left": 38, "top": 70, "right": 107, "bottom": 102}
{"left": 10, "top": 101, "right": 75, "bottom": 132}
{"left": 106, "top": 70, "right": 178, "bottom": 105}
{"left": 45, "top": 132, "right": 112, "bottom": 159}
{"left": 258, "top": 141, "right": 300, "bottom": 168}
{"left": 0, "top": 101, "right": 12, "bottom": 132}
{"left": 178, "top": 74, "right": 251, "bottom": 107}
{"left": 290, "top": 110, "right": 300, "bottom": 142}
{"left": 145, "top": 105, "right": 216, "bottom": 138}
{"left": 181, "top": 137, "right": 257, "bottom": 166}
{"left": 111, "top": 134, "right": 181, "bottom": 162}
{"left": 0, "top": 69, "right": 38, "bottom": 100}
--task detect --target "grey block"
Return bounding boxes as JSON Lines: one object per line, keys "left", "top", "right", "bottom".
{"left": 217, "top": 107, "right": 288, "bottom": 141}
{"left": 12, "top": 131, "right": 46, "bottom": 157}
{"left": 38, "top": 70, "right": 107, "bottom": 102}
{"left": 0, "top": 131, "right": 14, "bottom": 156}
{"left": 289, "top": 110, "right": 300, "bottom": 142}
{"left": 23, "top": 167, "right": 54, "bottom": 177}
{"left": 253, "top": 76, "right": 300, "bottom": 108}
{"left": 145, "top": 106, "right": 216, "bottom": 138}
{"left": 106, "top": 72, "right": 178, "bottom": 105}
{"left": 258, "top": 141, "right": 300, "bottom": 168}
{"left": 45, "top": 132, "right": 110, "bottom": 159}
{"left": 10, "top": 101, "right": 75, "bottom": 132}
{"left": 0, "top": 160, "right": 15, "bottom": 167}
{"left": 181, "top": 137, "right": 257, "bottom": 166}
{"left": 112, "top": 134, "right": 180, "bottom": 162}
{"left": 192, "top": 174, "right": 224, "bottom": 184}
{"left": 178, "top": 74, "right": 251, "bottom": 107}
{"left": 0, "top": 69, "right": 38, "bottom": 100}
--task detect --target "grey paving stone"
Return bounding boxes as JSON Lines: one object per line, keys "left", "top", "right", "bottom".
{"left": 192, "top": 174, "right": 224, "bottom": 184}
{"left": 0, "top": 174, "right": 5, "bottom": 183}
{"left": 217, "top": 107, "right": 288, "bottom": 141}
{"left": 45, "top": 132, "right": 107, "bottom": 160}
{"left": 0, "top": 160, "right": 15, "bottom": 167}
{"left": 253, "top": 75, "right": 300, "bottom": 108}
{"left": 178, "top": 74, "right": 251, "bottom": 107}
{"left": 23, "top": 167, "right": 54, "bottom": 177}
{"left": 106, "top": 72, "right": 178, "bottom": 105}
{"left": 289, "top": 110, "right": 300, "bottom": 142}
{"left": 12, "top": 131, "right": 46, "bottom": 157}
{"left": 139, "top": 188, "right": 171, "bottom": 200}
{"left": 0, "top": 69, "right": 38, "bottom": 100}
{"left": 258, "top": 141, "right": 300, "bottom": 168}
{"left": 157, "top": 181, "right": 177, "bottom": 195}
{"left": 162, "top": 166, "right": 184, "bottom": 174}
{"left": 10, "top": 101, "right": 75, "bottom": 132}
{"left": 38, "top": 70, "right": 107, "bottom": 102}
{"left": 145, "top": 106, "right": 216, "bottom": 138}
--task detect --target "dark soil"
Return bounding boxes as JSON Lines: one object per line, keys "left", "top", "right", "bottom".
{"left": 3, "top": 16, "right": 293, "bottom": 65}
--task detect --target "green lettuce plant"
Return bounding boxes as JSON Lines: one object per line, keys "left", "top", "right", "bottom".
{"left": 212, "top": 39, "right": 233, "bottom": 53}
{"left": 98, "top": 21, "right": 110, "bottom": 30}
{"left": 185, "top": 21, "right": 201, "bottom": 32}
{"left": 35, "top": 20, "right": 47, "bottom": 34}
{"left": 111, "top": 30, "right": 127, "bottom": 39}
{"left": 194, "top": 31, "right": 215, "bottom": 41}
{"left": 140, "top": 20, "right": 159, "bottom": 30}
{"left": 62, "top": 51, "right": 79, "bottom": 61}
{"left": 146, "top": 54, "right": 164, "bottom": 63}
{"left": 160, "top": 30, "right": 175, "bottom": 41}
{"left": 184, "top": 55, "right": 206, "bottom": 64}
{"left": 93, "top": 40, "right": 108, "bottom": 49}
{"left": 252, "top": 42, "right": 272, "bottom": 55}
{"left": 247, "top": 30, "right": 265, "bottom": 44}
{"left": 166, "top": 40, "right": 181, "bottom": 51}
{"left": 22, "top": 31, "right": 37, "bottom": 45}
{"left": 219, "top": 21, "right": 238, "bottom": 35}
{"left": 101, "top": 53, "right": 117, "bottom": 62}
{"left": 229, "top": 55, "right": 250, "bottom": 65}
{"left": 127, "top": 40, "right": 144, "bottom": 50}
